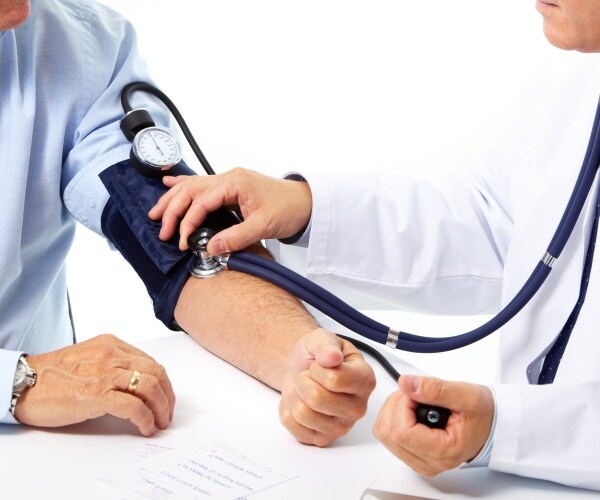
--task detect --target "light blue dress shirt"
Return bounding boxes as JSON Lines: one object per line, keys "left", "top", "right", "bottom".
{"left": 0, "top": 0, "right": 171, "bottom": 423}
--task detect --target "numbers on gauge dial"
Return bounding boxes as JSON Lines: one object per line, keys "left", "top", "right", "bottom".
{"left": 133, "top": 127, "right": 182, "bottom": 168}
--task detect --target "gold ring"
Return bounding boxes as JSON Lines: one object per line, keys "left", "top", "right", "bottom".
{"left": 127, "top": 370, "right": 141, "bottom": 394}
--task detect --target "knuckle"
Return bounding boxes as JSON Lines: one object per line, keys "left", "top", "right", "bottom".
{"left": 81, "top": 377, "right": 105, "bottom": 399}
{"left": 320, "top": 369, "right": 343, "bottom": 390}
{"left": 372, "top": 423, "right": 385, "bottom": 441}
{"left": 351, "top": 400, "right": 369, "bottom": 420}
{"left": 333, "top": 420, "right": 353, "bottom": 439}
{"left": 278, "top": 404, "right": 294, "bottom": 431}
{"left": 154, "top": 364, "right": 168, "bottom": 382}
{"left": 301, "top": 385, "right": 325, "bottom": 410}
{"left": 128, "top": 397, "right": 151, "bottom": 419}
{"left": 144, "top": 375, "right": 161, "bottom": 395}
{"left": 390, "top": 427, "right": 408, "bottom": 446}
{"left": 426, "top": 377, "right": 446, "bottom": 401}
{"left": 363, "top": 368, "right": 377, "bottom": 392}
{"left": 229, "top": 166, "right": 247, "bottom": 180}
{"left": 312, "top": 434, "right": 333, "bottom": 448}
{"left": 96, "top": 333, "right": 118, "bottom": 344}
{"left": 290, "top": 399, "right": 313, "bottom": 424}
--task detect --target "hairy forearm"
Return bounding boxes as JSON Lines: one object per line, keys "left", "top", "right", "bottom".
{"left": 174, "top": 261, "right": 319, "bottom": 390}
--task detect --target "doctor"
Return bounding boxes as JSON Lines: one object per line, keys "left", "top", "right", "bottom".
{"left": 150, "top": 0, "right": 600, "bottom": 491}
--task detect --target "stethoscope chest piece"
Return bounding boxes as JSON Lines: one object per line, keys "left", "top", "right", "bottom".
{"left": 188, "top": 228, "right": 228, "bottom": 278}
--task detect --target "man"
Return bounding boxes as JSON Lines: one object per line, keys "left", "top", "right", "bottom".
{"left": 0, "top": 0, "right": 374, "bottom": 445}
{"left": 148, "top": 0, "right": 600, "bottom": 490}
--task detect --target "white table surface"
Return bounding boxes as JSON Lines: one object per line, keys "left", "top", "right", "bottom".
{"left": 2, "top": 332, "right": 597, "bottom": 499}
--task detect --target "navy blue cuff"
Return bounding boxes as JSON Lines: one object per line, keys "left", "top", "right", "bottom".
{"left": 100, "top": 159, "right": 238, "bottom": 329}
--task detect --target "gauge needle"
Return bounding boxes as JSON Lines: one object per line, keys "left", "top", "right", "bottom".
{"left": 150, "top": 132, "right": 164, "bottom": 156}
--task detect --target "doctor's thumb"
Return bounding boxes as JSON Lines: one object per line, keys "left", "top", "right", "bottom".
{"left": 206, "top": 226, "right": 253, "bottom": 255}
{"left": 398, "top": 375, "right": 455, "bottom": 408}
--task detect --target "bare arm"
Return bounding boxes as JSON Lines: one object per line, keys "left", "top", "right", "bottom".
{"left": 174, "top": 245, "right": 376, "bottom": 445}
{"left": 175, "top": 263, "right": 312, "bottom": 390}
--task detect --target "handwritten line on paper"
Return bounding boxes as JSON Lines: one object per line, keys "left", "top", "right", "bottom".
{"left": 98, "top": 441, "right": 299, "bottom": 499}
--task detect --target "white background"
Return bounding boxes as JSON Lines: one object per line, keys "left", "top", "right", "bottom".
{"left": 67, "top": 1, "right": 551, "bottom": 382}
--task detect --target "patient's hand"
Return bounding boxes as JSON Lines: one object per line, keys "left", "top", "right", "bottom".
{"left": 279, "top": 328, "right": 376, "bottom": 446}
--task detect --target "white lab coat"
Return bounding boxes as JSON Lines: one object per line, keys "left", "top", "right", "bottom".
{"left": 289, "top": 51, "right": 600, "bottom": 489}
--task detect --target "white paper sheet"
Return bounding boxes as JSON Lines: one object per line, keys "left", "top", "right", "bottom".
{"left": 98, "top": 441, "right": 298, "bottom": 499}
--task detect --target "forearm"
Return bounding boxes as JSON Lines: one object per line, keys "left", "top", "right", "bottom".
{"left": 174, "top": 260, "right": 320, "bottom": 391}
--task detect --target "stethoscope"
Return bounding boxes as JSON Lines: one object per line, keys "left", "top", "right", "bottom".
{"left": 121, "top": 82, "right": 600, "bottom": 429}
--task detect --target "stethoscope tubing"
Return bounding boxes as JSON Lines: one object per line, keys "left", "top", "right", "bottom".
{"left": 123, "top": 79, "right": 600, "bottom": 355}
{"left": 121, "top": 82, "right": 600, "bottom": 429}
{"left": 228, "top": 251, "right": 553, "bottom": 352}
{"left": 548, "top": 101, "right": 600, "bottom": 257}
{"left": 226, "top": 98, "right": 600, "bottom": 353}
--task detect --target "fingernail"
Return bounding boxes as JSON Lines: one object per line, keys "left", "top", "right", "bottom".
{"left": 212, "top": 239, "right": 226, "bottom": 255}
{"left": 403, "top": 375, "right": 420, "bottom": 393}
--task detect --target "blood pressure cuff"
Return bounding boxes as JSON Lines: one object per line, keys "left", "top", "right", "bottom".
{"left": 99, "top": 159, "right": 239, "bottom": 330}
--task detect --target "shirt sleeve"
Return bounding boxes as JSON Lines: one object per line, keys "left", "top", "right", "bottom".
{"left": 0, "top": 351, "right": 25, "bottom": 424}
{"left": 61, "top": 7, "right": 175, "bottom": 236}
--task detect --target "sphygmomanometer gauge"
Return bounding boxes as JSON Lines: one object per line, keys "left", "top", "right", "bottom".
{"left": 131, "top": 126, "right": 182, "bottom": 177}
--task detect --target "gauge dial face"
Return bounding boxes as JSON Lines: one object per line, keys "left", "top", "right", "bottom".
{"left": 132, "top": 126, "right": 182, "bottom": 169}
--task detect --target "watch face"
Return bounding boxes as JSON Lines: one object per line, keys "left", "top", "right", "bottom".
{"left": 14, "top": 362, "right": 26, "bottom": 387}
{"left": 13, "top": 357, "right": 36, "bottom": 395}
{"left": 132, "top": 126, "right": 182, "bottom": 169}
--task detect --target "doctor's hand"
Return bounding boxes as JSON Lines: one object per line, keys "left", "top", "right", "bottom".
{"left": 279, "top": 328, "right": 376, "bottom": 447}
{"left": 148, "top": 168, "right": 312, "bottom": 254}
{"left": 14, "top": 334, "right": 175, "bottom": 436}
{"left": 373, "top": 375, "right": 494, "bottom": 476}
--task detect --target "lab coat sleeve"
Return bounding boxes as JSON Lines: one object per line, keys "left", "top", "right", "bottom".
{"left": 491, "top": 382, "right": 600, "bottom": 490}
{"left": 301, "top": 153, "right": 514, "bottom": 315}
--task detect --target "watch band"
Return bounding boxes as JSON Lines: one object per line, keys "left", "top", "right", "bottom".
{"left": 10, "top": 355, "right": 37, "bottom": 417}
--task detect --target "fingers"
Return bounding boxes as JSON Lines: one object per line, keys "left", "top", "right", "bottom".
{"left": 375, "top": 390, "right": 447, "bottom": 469}
{"left": 302, "top": 330, "right": 345, "bottom": 369}
{"left": 17, "top": 335, "right": 176, "bottom": 437}
{"left": 204, "top": 217, "right": 268, "bottom": 255}
{"left": 115, "top": 364, "right": 175, "bottom": 430}
{"left": 399, "top": 375, "right": 459, "bottom": 409}
{"left": 279, "top": 375, "right": 357, "bottom": 447}
{"left": 373, "top": 377, "right": 495, "bottom": 476}
{"left": 149, "top": 174, "right": 243, "bottom": 250}
{"left": 280, "top": 330, "right": 376, "bottom": 447}
{"left": 95, "top": 335, "right": 177, "bottom": 423}
{"left": 102, "top": 391, "right": 157, "bottom": 437}
{"left": 148, "top": 168, "right": 313, "bottom": 253}
{"left": 373, "top": 391, "right": 437, "bottom": 475}
{"left": 279, "top": 362, "right": 374, "bottom": 446}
